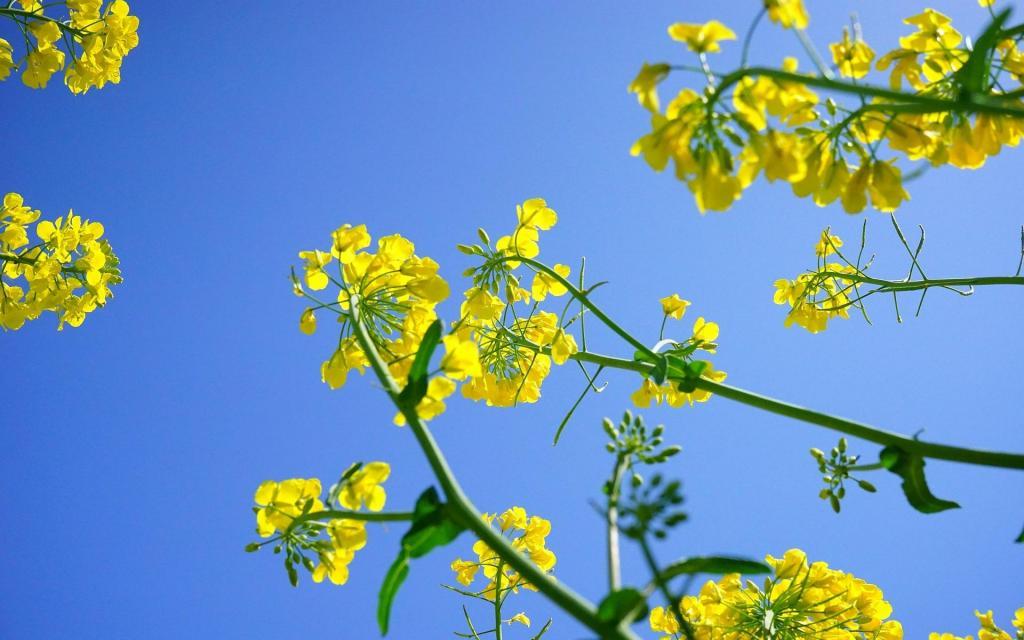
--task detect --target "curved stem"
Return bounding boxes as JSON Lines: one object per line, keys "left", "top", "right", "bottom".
{"left": 568, "top": 350, "right": 1024, "bottom": 471}
{"left": 348, "top": 298, "right": 640, "bottom": 640}
{"left": 818, "top": 271, "right": 1024, "bottom": 292}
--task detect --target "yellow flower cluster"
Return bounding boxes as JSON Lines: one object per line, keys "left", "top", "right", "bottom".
{"left": 457, "top": 199, "right": 580, "bottom": 407}
{"left": 295, "top": 224, "right": 470, "bottom": 424}
{"left": 450, "top": 506, "right": 556, "bottom": 600}
{"left": 631, "top": 299, "right": 726, "bottom": 408}
{"left": 773, "top": 230, "right": 861, "bottom": 333}
{"left": 930, "top": 608, "right": 1024, "bottom": 640}
{"left": 629, "top": 8, "right": 1024, "bottom": 214}
{"left": 0, "top": 1, "right": 140, "bottom": 93}
{"left": 1, "top": 192, "right": 121, "bottom": 331}
{"left": 650, "top": 548, "right": 901, "bottom": 640}
{"left": 252, "top": 462, "right": 391, "bottom": 586}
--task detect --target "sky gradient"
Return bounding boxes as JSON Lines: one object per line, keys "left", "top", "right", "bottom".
{"left": 3, "top": 2, "right": 1022, "bottom": 638}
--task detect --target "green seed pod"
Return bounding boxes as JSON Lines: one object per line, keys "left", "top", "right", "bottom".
{"left": 477, "top": 227, "right": 491, "bottom": 245}
{"left": 857, "top": 479, "right": 877, "bottom": 493}
{"left": 830, "top": 494, "right": 841, "bottom": 513}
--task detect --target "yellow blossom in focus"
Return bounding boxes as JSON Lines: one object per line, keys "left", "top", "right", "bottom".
{"left": 660, "top": 293, "right": 691, "bottom": 319}
{"left": 668, "top": 20, "right": 736, "bottom": 54}
{"left": 253, "top": 478, "right": 324, "bottom": 537}
{"left": 299, "top": 309, "right": 317, "bottom": 335}
{"left": 550, "top": 328, "right": 578, "bottom": 365}
{"left": 814, "top": 231, "right": 842, "bottom": 257}
{"left": 509, "top": 613, "right": 530, "bottom": 627}
{"left": 337, "top": 462, "right": 390, "bottom": 512}
{"left": 440, "top": 334, "right": 483, "bottom": 380}
{"left": 531, "top": 263, "right": 570, "bottom": 301}
{"left": 691, "top": 316, "right": 719, "bottom": 345}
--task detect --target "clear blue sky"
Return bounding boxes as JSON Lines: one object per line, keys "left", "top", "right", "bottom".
{"left": 3, "top": 2, "right": 1022, "bottom": 638}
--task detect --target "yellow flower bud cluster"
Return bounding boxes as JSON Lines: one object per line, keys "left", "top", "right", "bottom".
{"left": 1, "top": 192, "right": 122, "bottom": 331}
{"left": 629, "top": 8, "right": 1024, "bottom": 215}
{"left": 1, "top": 1, "right": 140, "bottom": 93}
{"left": 457, "top": 198, "right": 580, "bottom": 408}
{"left": 650, "top": 548, "right": 902, "bottom": 640}
{"left": 929, "top": 607, "right": 1024, "bottom": 640}
{"left": 251, "top": 462, "right": 391, "bottom": 587}
{"left": 773, "top": 230, "right": 861, "bottom": 333}
{"left": 450, "top": 506, "right": 556, "bottom": 601}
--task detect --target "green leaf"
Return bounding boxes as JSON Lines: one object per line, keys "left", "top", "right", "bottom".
{"left": 397, "top": 319, "right": 442, "bottom": 409}
{"left": 658, "top": 555, "right": 771, "bottom": 581}
{"left": 879, "top": 446, "right": 960, "bottom": 514}
{"left": 671, "top": 359, "right": 708, "bottom": 393}
{"left": 596, "top": 588, "right": 648, "bottom": 626}
{"left": 957, "top": 8, "right": 1010, "bottom": 94}
{"left": 377, "top": 487, "right": 466, "bottom": 635}
{"left": 1015, "top": 523, "right": 1023, "bottom": 544}
{"left": 377, "top": 551, "right": 410, "bottom": 635}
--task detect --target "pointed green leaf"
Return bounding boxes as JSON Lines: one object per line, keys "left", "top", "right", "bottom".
{"left": 879, "top": 446, "right": 960, "bottom": 514}
{"left": 377, "top": 487, "right": 466, "bottom": 635}
{"left": 658, "top": 555, "right": 771, "bottom": 582}
{"left": 596, "top": 588, "right": 648, "bottom": 626}
{"left": 397, "top": 319, "right": 442, "bottom": 409}
{"left": 377, "top": 551, "right": 410, "bottom": 635}
{"left": 957, "top": 8, "right": 1010, "bottom": 94}
{"left": 1015, "top": 523, "right": 1023, "bottom": 543}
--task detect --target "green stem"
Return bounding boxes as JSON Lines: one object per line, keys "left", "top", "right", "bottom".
{"left": 638, "top": 536, "right": 692, "bottom": 640}
{"left": 494, "top": 560, "right": 504, "bottom": 640}
{"left": 348, "top": 297, "right": 640, "bottom": 640}
{"left": 707, "top": 66, "right": 1024, "bottom": 118}
{"left": 489, "top": 255, "right": 654, "bottom": 357}
{"left": 818, "top": 271, "right": 1024, "bottom": 292}
{"left": 0, "top": 7, "right": 88, "bottom": 37}
{"left": 794, "top": 29, "right": 834, "bottom": 79}
{"left": 606, "top": 454, "right": 627, "bottom": 593}
{"left": 286, "top": 509, "right": 415, "bottom": 532}
{"left": 568, "top": 350, "right": 1024, "bottom": 470}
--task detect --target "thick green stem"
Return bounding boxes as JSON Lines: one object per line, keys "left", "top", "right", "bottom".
{"left": 348, "top": 298, "right": 640, "bottom": 640}
{"left": 569, "top": 350, "right": 1024, "bottom": 471}
{"left": 708, "top": 66, "right": 1024, "bottom": 118}
{"left": 494, "top": 560, "right": 504, "bottom": 640}
{"left": 819, "top": 271, "right": 1024, "bottom": 292}
{"left": 286, "top": 509, "right": 415, "bottom": 532}
{"left": 606, "top": 454, "right": 627, "bottom": 593}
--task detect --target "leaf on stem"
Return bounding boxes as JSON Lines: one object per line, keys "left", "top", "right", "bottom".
{"left": 657, "top": 555, "right": 771, "bottom": 581}
{"left": 596, "top": 588, "right": 648, "bottom": 626}
{"left": 879, "top": 446, "right": 960, "bottom": 514}
{"left": 377, "top": 487, "right": 466, "bottom": 635}
{"left": 956, "top": 8, "right": 1010, "bottom": 95}
{"left": 397, "top": 319, "right": 442, "bottom": 409}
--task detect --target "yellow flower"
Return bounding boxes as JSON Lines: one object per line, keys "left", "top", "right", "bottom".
{"left": 631, "top": 378, "right": 663, "bottom": 408}
{"left": 395, "top": 377, "right": 457, "bottom": 425}
{"left": 814, "top": 231, "right": 843, "bottom": 257}
{"left": 0, "top": 39, "right": 14, "bottom": 81}
{"left": 299, "top": 309, "right": 317, "bottom": 335}
{"left": 629, "top": 62, "right": 671, "bottom": 112}
{"left": 331, "top": 224, "right": 371, "bottom": 263}
{"left": 692, "top": 316, "right": 719, "bottom": 344}
{"left": 764, "top": 0, "right": 809, "bottom": 30}
{"left": 451, "top": 558, "right": 479, "bottom": 586}
{"left": 516, "top": 198, "right": 557, "bottom": 230}
{"left": 253, "top": 478, "right": 324, "bottom": 537}
{"left": 649, "top": 606, "right": 681, "bottom": 637}
{"left": 298, "top": 249, "right": 332, "bottom": 290}
{"left": 668, "top": 20, "right": 736, "bottom": 54}
{"left": 831, "top": 28, "right": 875, "bottom": 79}
{"left": 509, "top": 613, "right": 530, "bottom": 627}
{"left": 337, "top": 462, "right": 390, "bottom": 512}
{"left": 550, "top": 328, "right": 578, "bottom": 365}
{"left": 688, "top": 154, "right": 742, "bottom": 213}
{"left": 660, "top": 293, "right": 691, "bottom": 319}
{"left": 841, "top": 162, "right": 871, "bottom": 213}
{"left": 440, "top": 334, "right": 482, "bottom": 380}
{"left": 531, "top": 263, "right": 570, "bottom": 301}
{"left": 461, "top": 287, "right": 505, "bottom": 321}
{"left": 868, "top": 161, "right": 910, "bottom": 211}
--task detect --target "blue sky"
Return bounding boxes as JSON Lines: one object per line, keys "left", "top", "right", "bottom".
{"left": 3, "top": 1, "right": 1022, "bottom": 638}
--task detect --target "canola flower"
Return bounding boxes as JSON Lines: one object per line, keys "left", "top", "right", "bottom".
{"left": 250, "top": 462, "right": 391, "bottom": 586}
{"left": 930, "top": 607, "right": 1024, "bottom": 640}
{"left": 0, "top": 192, "right": 122, "bottom": 331}
{"left": 649, "top": 548, "right": 901, "bottom": 640}
{"left": 0, "top": 0, "right": 140, "bottom": 93}
{"left": 629, "top": 5, "right": 1024, "bottom": 214}
{"left": 773, "top": 229, "right": 860, "bottom": 334}
{"left": 450, "top": 506, "right": 557, "bottom": 601}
